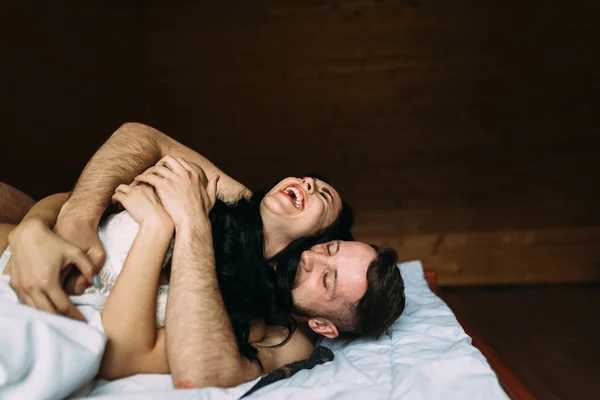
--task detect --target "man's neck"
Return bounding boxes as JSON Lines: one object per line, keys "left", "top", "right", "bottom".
{"left": 293, "top": 317, "right": 318, "bottom": 344}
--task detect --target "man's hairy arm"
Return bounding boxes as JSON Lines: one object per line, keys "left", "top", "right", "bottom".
{"left": 167, "top": 220, "right": 262, "bottom": 388}
{"left": 59, "top": 123, "right": 162, "bottom": 226}
{"left": 60, "top": 122, "right": 249, "bottom": 228}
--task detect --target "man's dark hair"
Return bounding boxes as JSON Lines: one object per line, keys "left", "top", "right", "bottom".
{"left": 274, "top": 241, "right": 405, "bottom": 338}
{"left": 313, "top": 245, "right": 405, "bottom": 336}
{"left": 351, "top": 245, "right": 405, "bottom": 337}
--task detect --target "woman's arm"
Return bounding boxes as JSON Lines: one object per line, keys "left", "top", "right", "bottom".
{"left": 13, "top": 192, "right": 69, "bottom": 227}
{"left": 5, "top": 192, "right": 95, "bottom": 321}
{"left": 98, "top": 183, "right": 174, "bottom": 379}
{"left": 53, "top": 123, "right": 250, "bottom": 299}
{"left": 99, "top": 222, "right": 172, "bottom": 378}
{"left": 2, "top": 192, "right": 67, "bottom": 260}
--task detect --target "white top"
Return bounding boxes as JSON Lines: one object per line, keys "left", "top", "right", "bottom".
{"left": 1, "top": 211, "right": 173, "bottom": 328}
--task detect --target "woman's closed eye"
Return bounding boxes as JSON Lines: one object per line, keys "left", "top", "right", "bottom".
{"left": 319, "top": 190, "right": 332, "bottom": 204}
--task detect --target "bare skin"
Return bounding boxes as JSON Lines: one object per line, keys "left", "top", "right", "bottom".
{"left": 0, "top": 182, "right": 35, "bottom": 224}
{"left": 2, "top": 123, "right": 345, "bottom": 388}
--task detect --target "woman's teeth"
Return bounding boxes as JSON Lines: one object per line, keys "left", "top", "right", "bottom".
{"left": 284, "top": 187, "right": 303, "bottom": 210}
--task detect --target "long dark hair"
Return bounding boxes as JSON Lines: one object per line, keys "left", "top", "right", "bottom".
{"left": 205, "top": 176, "right": 354, "bottom": 364}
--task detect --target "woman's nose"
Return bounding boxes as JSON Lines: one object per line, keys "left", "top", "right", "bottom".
{"left": 302, "top": 177, "right": 316, "bottom": 194}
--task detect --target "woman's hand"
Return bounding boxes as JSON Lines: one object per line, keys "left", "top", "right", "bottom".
{"left": 6, "top": 218, "right": 95, "bottom": 321}
{"left": 112, "top": 183, "right": 174, "bottom": 232}
{"left": 134, "top": 156, "right": 219, "bottom": 230}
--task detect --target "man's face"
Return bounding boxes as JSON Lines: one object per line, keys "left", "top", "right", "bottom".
{"left": 291, "top": 241, "right": 375, "bottom": 334}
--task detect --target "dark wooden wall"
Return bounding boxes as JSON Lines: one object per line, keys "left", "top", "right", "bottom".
{"left": 0, "top": 2, "right": 144, "bottom": 196}
{"left": 1, "top": 0, "right": 599, "bottom": 284}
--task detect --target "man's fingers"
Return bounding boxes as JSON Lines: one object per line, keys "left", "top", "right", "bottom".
{"left": 30, "top": 290, "right": 58, "bottom": 315}
{"left": 47, "top": 287, "right": 86, "bottom": 321}
{"left": 206, "top": 175, "right": 220, "bottom": 208}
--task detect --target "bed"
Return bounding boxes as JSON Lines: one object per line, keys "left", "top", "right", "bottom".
{"left": 0, "top": 261, "right": 533, "bottom": 399}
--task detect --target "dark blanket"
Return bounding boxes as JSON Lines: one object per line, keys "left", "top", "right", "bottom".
{"left": 239, "top": 346, "right": 334, "bottom": 398}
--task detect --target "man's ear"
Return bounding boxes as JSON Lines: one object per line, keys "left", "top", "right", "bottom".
{"left": 308, "top": 317, "right": 339, "bottom": 339}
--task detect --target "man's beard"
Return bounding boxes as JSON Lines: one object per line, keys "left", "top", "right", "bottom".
{"left": 274, "top": 257, "right": 320, "bottom": 318}
{"left": 272, "top": 252, "right": 304, "bottom": 313}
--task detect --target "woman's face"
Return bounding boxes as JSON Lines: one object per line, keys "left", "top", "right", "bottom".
{"left": 260, "top": 177, "right": 342, "bottom": 242}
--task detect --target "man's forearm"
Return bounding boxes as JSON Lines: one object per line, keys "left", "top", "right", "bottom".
{"left": 61, "top": 122, "right": 249, "bottom": 229}
{"left": 60, "top": 123, "right": 163, "bottom": 226}
{"left": 166, "top": 221, "right": 258, "bottom": 388}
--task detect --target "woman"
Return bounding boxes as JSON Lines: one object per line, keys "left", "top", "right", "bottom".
{"left": 0, "top": 159, "right": 353, "bottom": 379}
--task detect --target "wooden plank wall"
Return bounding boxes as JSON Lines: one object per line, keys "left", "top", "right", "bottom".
{"left": 0, "top": 1, "right": 144, "bottom": 196}
{"left": 1, "top": 0, "right": 599, "bottom": 284}
{"left": 139, "top": 0, "right": 600, "bottom": 284}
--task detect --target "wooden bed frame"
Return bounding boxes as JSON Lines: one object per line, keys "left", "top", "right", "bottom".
{"left": 423, "top": 270, "right": 535, "bottom": 400}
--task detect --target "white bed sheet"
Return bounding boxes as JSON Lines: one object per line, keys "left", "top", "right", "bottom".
{"left": 0, "top": 261, "right": 508, "bottom": 400}
{"left": 85, "top": 261, "right": 508, "bottom": 399}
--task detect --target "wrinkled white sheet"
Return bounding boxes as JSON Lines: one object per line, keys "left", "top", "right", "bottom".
{"left": 0, "top": 276, "right": 106, "bottom": 400}
{"left": 0, "top": 261, "right": 508, "bottom": 400}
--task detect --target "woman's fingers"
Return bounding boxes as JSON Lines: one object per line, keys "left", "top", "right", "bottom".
{"left": 178, "top": 158, "right": 207, "bottom": 179}
{"left": 157, "top": 155, "right": 187, "bottom": 175}
{"left": 114, "top": 184, "right": 132, "bottom": 195}
{"left": 47, "top": 287, "right": 86, "bottom": 321}
{"left": 112, "top": 192, "right": 125, "bottom": 205}
{"left": 30, "top": 290, "right": 57, "bottom": 315}
{"left": 134, "top": 173, "right": 164, "bottom": 189}
{"left": 139, "top": 183, "right": 161, "bottom": 204}
{"left": 140, "top": 165, "right": 176, "bottom": 180}
{"left": 68, "top": 247, "right": 96, "bottom": 287}
{"left": 20, "top": 292, "right": 36, "bottom": 309}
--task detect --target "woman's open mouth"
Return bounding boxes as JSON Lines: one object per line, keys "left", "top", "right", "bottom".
{"left": 281, "top": 184, "right": 305, "bottom": 210}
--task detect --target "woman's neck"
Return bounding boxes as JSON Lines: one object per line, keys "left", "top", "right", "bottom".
{"left": 262, "top": 224, "right": 290, "bottom": 259}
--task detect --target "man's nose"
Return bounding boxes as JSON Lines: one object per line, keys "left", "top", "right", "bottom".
{"left": 300, "top": 250, "right": 326, "bottom": 272}
{"left": 300, "top": 251, "right": 313, "bottom": 272}
{"left": 302, "top": 177, "right": 316, "bottom": 194}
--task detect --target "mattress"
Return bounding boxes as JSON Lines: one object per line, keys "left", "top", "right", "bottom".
{"left": 0, "top": 261, "right": 508, "bottom": 400}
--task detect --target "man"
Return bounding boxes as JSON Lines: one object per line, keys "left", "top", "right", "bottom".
{"left": 2, "top": 122, "right": 405, "bottom": 388}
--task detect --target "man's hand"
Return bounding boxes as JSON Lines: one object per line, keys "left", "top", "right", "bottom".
{"left": 7, "top": 219, "right": 96, "bottom": 321}
{"left": 134, "top": 156, "right": 219, "bottom": 229}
